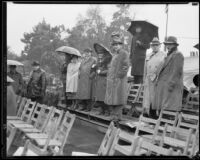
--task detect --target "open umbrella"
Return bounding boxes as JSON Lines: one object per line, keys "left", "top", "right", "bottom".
{"left": 93, "top": 43, "right": 112, "bottom": 64}
{"left": 194, "top": 43, "right": 199, "bottom": 50}
{"left": 93, "top": 43, "right": 112, "bottom": 56}
{"left": 55, "top": 46, "right": 82, "bottom": 57}
{"left": 7, "top": 60, "right": 24, "bottom": 66}
{"left": 127, "top": 20, "right": 159, "bottom": 41}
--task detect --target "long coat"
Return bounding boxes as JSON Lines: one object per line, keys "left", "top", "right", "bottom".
{"left": 143, "top": 51, "right": 166, "bottom": 110}
{"left": 91, "top": 62, "right": 110, "bottom": 102}
{"left": 130, "top": 33, "right": 151, "bottom": 76}
{"left": 66, "top": 61, "right": 81, "bottom": 93}
{"left": 153, "top": 49, "right": 184, "bottom": 111}
{"left": 104, "top": 49, "right": 129, "bottom": 105}
{"left": 27, "top": 68, "right": 47, "bottom": 99}
{"left": 7, "top": 85, "right": 17, "bottom": 116}
{"left": 76, "top": 57, "right": 96, "bottom": 100}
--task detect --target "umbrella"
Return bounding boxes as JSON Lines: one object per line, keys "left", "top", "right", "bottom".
{"left": 194, "top": 43, "right": 199, "bottom": 50}
{"left": 93, "top": 43, "right": 112, "bottom": 57}
{"left": 7, "top": 60, "right": 24, "bottom": 66}
{"left": 55, "top": 46, "right": 82, "bottom": 57}
{"left": 93, "top": 43, "right": 112, "bottom": 64}
{"left": 7, "top": 76, "right": 14, "bottom": 82}
{"left": 127, "top": 20, "right": 159, "bottom": 41}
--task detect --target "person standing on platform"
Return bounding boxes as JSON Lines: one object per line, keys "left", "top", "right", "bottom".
{"left": 60, "top": 54, "right": 72, "bottom": 104}
{"left": 143, "top": 37, "right": 166, "bottom": 119}
{"left": 27, "top": 61, "right": 47, "bottom": 104}
{"left": 130, "top": 26, "right": 151, "bottom": 84}
{"left": 90, "top": 47, "right": 112, "bottom": 116}
{"left": 104, "top": 32, "right": 129, "bottom": 120}
{"left": 153, "top": 36, "right": 184, "bottom": 115}
{"left": 76, "top": 48, "right": 96, "bottom": 111}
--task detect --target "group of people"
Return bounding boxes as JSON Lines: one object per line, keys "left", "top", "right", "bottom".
{"left": 60, "top": 29, "right": 184, "bottom": 120}
{"left": 7, "top": 61, "right": 48, "bottom": 116}
{"left": 7, "top": 26, "right": 185, "bottom": 121}
{"left": 60, "top": 32, "right": 129, "bottom": 119}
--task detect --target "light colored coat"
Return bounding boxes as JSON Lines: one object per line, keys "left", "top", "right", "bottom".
{"left": 66, "top": 61, "right": 81, "bottom": 93}
{"left": 7, "top": 85, "right": 17, "bottom": 116}
{"left": 143, "top": 50, "right": 166, "bottom": 110}
{"left": 153, "top": 49, "right": 184, "bottom": 111}
{"left": 104, "top": 49, "right": 129, "bottom": 105}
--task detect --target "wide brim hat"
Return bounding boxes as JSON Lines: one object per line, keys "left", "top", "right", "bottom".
{"left": 150, "top": 37, "right": 161, "bottom": 45}
{"left": 32, "top": 61, "right": 40, "bottom": 66}
{"left": 163, "top": 36, "right": 179, "bottom": 46}
{"left": 83, "top": 48, "right": 93, "bottom": 53}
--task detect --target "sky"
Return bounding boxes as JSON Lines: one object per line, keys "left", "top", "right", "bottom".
{"left": 7, "top": 2, "right": 199, "bottom": 57}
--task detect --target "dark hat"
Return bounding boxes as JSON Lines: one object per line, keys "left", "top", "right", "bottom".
{"left": 150, "top": 37, "right": 161, "bottom": 45}
{"left": 111, "top": 31, "right": 124, "bottom": 45}
{"left": 111, "top": 31, "right": 122, "bottom": 38}
{"left": 163, "top": 36, "right": 179, "bottom": 46}
{"left": 32, "top": 61, "right": 40, "bottom": 66}
{"left": 9, "top": 65, "right": 17, "bottom": 68}
{"left": 83, "top": 48, "right": 93, "bottom": 53}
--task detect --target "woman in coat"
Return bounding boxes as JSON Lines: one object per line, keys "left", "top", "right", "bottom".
{"left": 153, "top": 36, "right": 184, "bottom": 113}
{"left": 143, "top": 37, "right": 166, "bottom": 119}
{"left": 90, "top": 51, "right": 112, "bottom": 116}
{"left": 104, "top": 32, "right": 129, "bottom": 119}
{"left": 76, "top": 48, "right": 96, "bottom": 111}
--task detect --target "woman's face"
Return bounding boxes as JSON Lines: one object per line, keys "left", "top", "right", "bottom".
{"left": 112, "top": 43, "right": 122, "bottom": 52}
{"left": 83, "top": 51, "right": 91, "bottom": 59}
{"left": 71, "top": 56, "right": 78, "bottom": 63}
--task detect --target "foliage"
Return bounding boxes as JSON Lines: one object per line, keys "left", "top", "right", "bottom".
{"left": 7, "top": 46, "right": 20, "bottom": 60}
{"left": 20, "top": 19, "right": 67, "bottom": 75}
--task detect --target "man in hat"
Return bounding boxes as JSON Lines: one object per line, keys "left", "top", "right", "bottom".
{"left": 7, "top": 65, "right": 24, "bottom": 95}
{"left": 153, "top": 36, "right": 184, "bottom": 114}
{"left": 27, "top": 61, "right": 47, "bottom": 104}
{"left": 143, "top": 37, "right": 166, "bottom": 119}
{"left": 130, "top": 26, "right": 151, "bottom": 84}
{"left": 76, "top": 48, "right": 96, "bottom": 111}
{"left": 104, "top": 32, "right": 129, "bottom": 120}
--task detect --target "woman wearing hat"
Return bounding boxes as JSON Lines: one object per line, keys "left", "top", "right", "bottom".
{"left": 153, "top": 36, "right": 184, "bottom": 113}
{"left": 104, "top": 32, "right": 129, "bottom": 119}
{"left": 143, "top": 37, "right": 166, "bottom": 118}
{"left": 76, "top": 48, "right": 97, "bottom": 111}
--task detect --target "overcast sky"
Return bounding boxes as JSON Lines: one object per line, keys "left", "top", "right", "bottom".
{"left": 7, "top": 2, "right": 199, "bottom": 57}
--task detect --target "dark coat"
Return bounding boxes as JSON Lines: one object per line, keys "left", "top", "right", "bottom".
{"left": 90, "top": 61, "right": 109, "bottom": 102}
{"left": 77, "top": 57, "right": 96, "bottom": 100}
{"left": 130, "top": 33, "right": 151, "bottom": 76}
{"left": 104, "top": 48, "right": 129, "bottom": 105}
{"left": 153, "top": 49, "right": 184, "bottom": 111}
{"left": 7, "top": 71, "right": 23, "bottom": 95}
{"left": 27, "top": 68, "right": 47, "bottom": 99}
{"left": 7, "top": 85, "right": 17, "bottom": 116}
